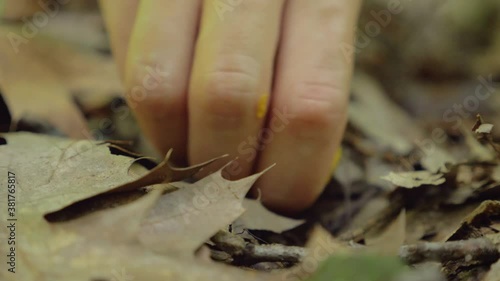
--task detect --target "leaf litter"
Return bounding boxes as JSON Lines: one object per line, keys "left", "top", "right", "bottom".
{"left": 0, "top": 133, "right": 277, "bottom": 281}
{"left": 7, "top": 92, "right": 500, "bottom": 281}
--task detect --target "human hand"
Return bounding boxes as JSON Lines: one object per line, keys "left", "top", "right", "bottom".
{"left": 104, "top": 0, "right": 361, "bottom": 212}
{"left": 1, "top": 0, "right": 360, "bottom": 212}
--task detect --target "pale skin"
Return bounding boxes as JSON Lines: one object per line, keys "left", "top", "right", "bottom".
{"left": 4, "top": 0, "right": 361, "bottom": 213}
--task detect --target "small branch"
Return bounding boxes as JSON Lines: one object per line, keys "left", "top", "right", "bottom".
{"left": 244, "top": 243, "right": 306, "bottom": 263}
{"left": 212, "top": 231, "right": 500, "bottom": 267}
{"left": 211, "top": 230, "right": 306, "bottom": 263}
{"left": 399, "top": 238, "right": 500, "bottom": 265}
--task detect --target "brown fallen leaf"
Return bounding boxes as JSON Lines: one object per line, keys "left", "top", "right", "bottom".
{"left": 0, "top": 132, "right": 280, "bottom": 280}
{"left": 0, "top": 132, "right": 225, "bottom": 216}
{"left": 420, "top": 148, "right": 457, "bottom": 173}
{"left": 0, "top": 189, "right": 274, "bottom": 281}
{"left": 447, "top": 200, "right": 500, "bottom": 241}
{"left": 54, "top": 189, "right": 163, "bottom": 243}
{"left": 381, "top": 171, "right": 446, "bottom": 188}
{"left": 45, "top": 149, "right": 227, "bottom": 220}
{"left": 138, "top": 163, "right": 275, "bottom": 254}
{"left": 365, "top": 210, "right": 406, "bottom": 256}
{"left": 103, "top": 149, "right": 227, "bottom": 194}
{"left": 475, "top": 124, "right": 494, "bottom": 134}
{"left": 0, "top": 132, "right": 141, "bottom": 214}
{"left": 237, "top": 198, "right": 305, "bottom": 233}
{"left": 350, "top": 73, "right": 425, "bottom": 155}
{"left": 463, "top": 127, "right": 496, "bottom": 162}
{"left": 445, "top": 164, "right": 491, "bottom": 205}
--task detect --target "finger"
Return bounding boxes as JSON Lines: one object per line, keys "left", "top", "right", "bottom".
{"left": 256, "top": 0, "right": 361, "bottom": 212}
{"left": 99, "top": 0, "right": 139, "bottom": 80}
{"left": 124, "top": 0, "right": 201, "bottom": 163}
{"left": 189, "top": 0, "right": 284, "bottom": 177}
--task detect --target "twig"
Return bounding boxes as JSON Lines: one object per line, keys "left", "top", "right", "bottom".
{"left": 399, "top": 238, "right": 500, "bottom": 265}
{"left": 244, "top": 243, "right": 306, "bottom": 263}
{"left": 212, "top": 231, "right": 500, "bottom": 267}
{"left": 211, "top": 230, "right": 306, "bottom": 263}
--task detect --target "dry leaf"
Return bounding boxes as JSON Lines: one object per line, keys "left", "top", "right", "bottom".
{"left": 365, "top": 157, "right": 398, "bottom": 190}
{"left": 447, "top": 200, "right": 500, "bottom": 241}
{"left": 365, "top": 210, "right": 406, "bottom": 256}
{"left": 420, "top": 148, "right": 456, "bottom": 173}
{"left": 350, "top": 73, "right": 424, "bottom": 155}
{"left": 0, "top": 132, "right": 141, "bottom": 214}
{"left": 0, "top": 191, "right": 273, "bottom": 281}
{"left": 475, "top": 124, "right": 494, "bottom": 134}
{"left": 305, "top": 226, "right": 351, "bottom": 255}
{"left": 103, "top": 149, "right": 227, "bottom": 194}
{"left": 350, "top": 73, "right": 457, "bottom": 172}
{"left": 445, "top": 165, "right": 491, "bottom": 205}
{"left": 138, "top": 163, "right": 275, "bottom": 254}
{"left": 55, "top": 189, "right": 162, "bottom": 243}
{"left": 463, "top": 127, "right": 496, "bottom": 161}
{"left": 381, "top": 171, "right": 445, "bottom": 188}
{"left": 0, "top": 133, "right": 277, "bottom": 280}
{"left": 237, "top": 198, "right": 304, "bottom": 233}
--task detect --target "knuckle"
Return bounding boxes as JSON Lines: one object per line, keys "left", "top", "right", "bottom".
{"left": 127, "top": 58, "right": 172, "bottom": 93}
{"left": 125, "top": 58, "right": 184, "bottom": 112}
{"left": 286, "top": 81, "right": 347, "bottom": 140}
{"left": 202, "top": 60, "right": 260, "bottom": 119}
{"left": 125, "top": 58, "right": 185, "bottom": 104}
